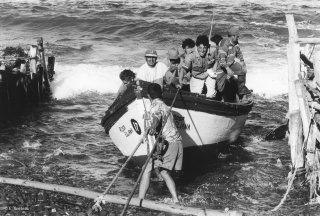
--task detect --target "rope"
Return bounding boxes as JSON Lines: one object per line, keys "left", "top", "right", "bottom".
{"left": 182, "top": 95, "right": 205, "bottom": 146}
{"left": 271, "top": 116, "right": 314, "bottom": 212}
{"left": 308, "top": 44, "right": 315, "bottom": 59}
{"left": 120, "top": 88, "right": 181, "bottom": 216}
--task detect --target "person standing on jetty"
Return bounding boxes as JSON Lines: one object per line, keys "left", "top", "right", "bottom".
{"left": 139, "top": 83, "right": 183, "bottom": 204}
{"left": 136, "top": 49, "right": 168, "bottom": 89}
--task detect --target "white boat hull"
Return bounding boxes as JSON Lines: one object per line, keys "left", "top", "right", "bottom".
{"left": 109, "top": 98, "right": 248, "bottom": 157}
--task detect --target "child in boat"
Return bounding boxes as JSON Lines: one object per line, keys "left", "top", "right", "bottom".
{"left": 116, "top": 69, "right": 136, "bottom": 98}
{"left": 139, "top": 83, "right": 183, "bottom": 204}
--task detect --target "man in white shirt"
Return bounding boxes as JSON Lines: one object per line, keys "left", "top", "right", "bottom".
{"left": 136, "top": 49, "right": 168, "bottom": 89}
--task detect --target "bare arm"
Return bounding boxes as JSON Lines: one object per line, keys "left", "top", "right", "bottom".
{"left": 148, "top": 115, "right": 160, "bottom": 135}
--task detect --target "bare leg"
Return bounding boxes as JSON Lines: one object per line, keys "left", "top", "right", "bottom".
{"left": 160, "top": 170, "right": 179, "bottom": 203}
{"left": 139, "top": 170, "right": 151, "bottom": 200}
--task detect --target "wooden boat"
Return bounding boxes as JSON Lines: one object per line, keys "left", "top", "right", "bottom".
{"left": 101, "top": 81, "right": 253, "bottom": 164}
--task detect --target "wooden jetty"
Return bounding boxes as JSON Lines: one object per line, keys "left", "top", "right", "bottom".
{"left": 286, "top": 14, "right": 320, "bottom": 201}
{"left": 0, "top": 177, "right": 243, "bottom": 216}
{"left": 0, "top": 38, "right": 55, "bottom": 121}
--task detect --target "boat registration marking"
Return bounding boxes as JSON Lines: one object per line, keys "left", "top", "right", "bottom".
{"left": 173, "top": 114, "right": 190, "bottom": 130}
{"left": 119, "top": 125, "right": 134, "bottom": 138}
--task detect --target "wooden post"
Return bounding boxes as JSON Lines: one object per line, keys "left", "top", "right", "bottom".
{"left": 29, "top": 45, "right": 38, "bottom": 80}
{"left": 37, "top": 37, "right": 50, "bottom": 88}
{"left": 314, "top": 51, "right": 320, "bottom": 87}
{"left": 47, "top": 56, "right": 55, "bottom": 81}
{"left": 295, "top": 80, "right": 310, "bottom": 136}
{"left": 286, "top": 14, "right": 304, "bottom": 169}
{"left": 305, "top": 50, "right": 320, "bottom": 190}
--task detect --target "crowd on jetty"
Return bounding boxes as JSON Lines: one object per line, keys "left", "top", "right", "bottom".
{"left": 117, "top": 26, "right": 252, "bottom": 103}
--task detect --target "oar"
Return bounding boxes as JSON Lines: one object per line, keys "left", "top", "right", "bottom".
{"left": 209, "top": 6, "right": 215, "bottom": 41}
{"left": 91, "top": 130, "right": 149, "bottom": 213}
{"left": 102, "top": 131, "right": 148, "bottom": 195}
{"left": 120, "top": 88, "right": 181, "bottom": 216}
{"left": 142, "top": 97, "right": 151, "bottom": 153}
{"left": 91, "top": 95, "right": 152, "bottom": 212}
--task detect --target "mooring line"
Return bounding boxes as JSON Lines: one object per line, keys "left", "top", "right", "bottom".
{"left": 271, "top": 116, "right": 313, "bottom": 212}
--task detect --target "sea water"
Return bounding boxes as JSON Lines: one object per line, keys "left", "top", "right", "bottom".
{"left": 0, "top": 0, "right": 320, "bottom": 215}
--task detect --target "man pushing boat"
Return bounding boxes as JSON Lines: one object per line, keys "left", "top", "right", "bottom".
{"left": 138, "top": 83, "right": 183, "bottom": 204}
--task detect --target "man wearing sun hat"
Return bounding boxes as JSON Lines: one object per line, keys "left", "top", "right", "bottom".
{"left": 136, "top": 49, "right": 168, "bottom": 89}
{"left": 164, "top": 48, "right": 182, "bottom": 88}
{"left": 215, "top": 26, "right": 252, "bottom": 102}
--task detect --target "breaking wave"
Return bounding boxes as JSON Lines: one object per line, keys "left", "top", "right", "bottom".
{"left": 52, "top": 64, "right": 125, "bottom": 99}
{"left": 51, "top": 60, "right": 288, "bottom": 100}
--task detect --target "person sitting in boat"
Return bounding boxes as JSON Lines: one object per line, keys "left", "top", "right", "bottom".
{"left": 178, "top": 38, "right": 196, "bottom": 92}
{"left": 210, "top": 34, "right": 237, "bottom": 102}
{"left": 101, "top": 69, "right": 136, "bottom": 128}
{"left": 181, "top": 38, "right": 195, "bottom": 59}
{"left": 116, "top": 69, "right": 136, "bottom": 98}
{"left": 136, "top": 49, "right": 168, "bottom": 89}
{"left": 139, "top": 83, "right": 183, "bottom": 204}
{"left": 214, "top": 26, "right": 252, "bottom": 103}
{"left": 179, "top": 35, "right": 216, "bottom": 98}
{"left": 164, "top": 48, "right": 183, "bottom": 89}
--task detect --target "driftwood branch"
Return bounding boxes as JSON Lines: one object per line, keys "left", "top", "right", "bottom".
{"left": 0, "top": 177, "right": 243, "bottom": 216}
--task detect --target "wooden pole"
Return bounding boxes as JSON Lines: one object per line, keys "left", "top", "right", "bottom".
{"left": 286, "top": 14, "right": 304, "bottom": 169}
{"left": 209, "top": 7, "right": 214, "bottom": 41}
{"left": 314, "top": 51, "right": 320, "bottom": 87}
{"left": 102, "top": 131, "right": 148, "bottom": 195}
{"left": 295, "top": 80, "right": 311, "bottom": 138}
{"left": 47, "top": 56, "right": 55, "bottom": 82}
{"left": 29, "top": 45, "right": 37, "bottom": 80}
{"left": 305, "top": 50, "right": 320, "bottom": 178}
{"left": 0, "top": 177, "right": 243, "bottom": 216}
{"left": 37, "top": 37, "right": 50, "bottom": 88}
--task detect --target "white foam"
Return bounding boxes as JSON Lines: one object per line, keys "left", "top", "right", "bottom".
{"left": 246, "top": 62, "right": 288, "bottom": 98}
{"left": 22, "top": 140, "right": 42, "bottom": 149}
{"left": 52, "top": 63, "right": 126, "bottom": 99}
{"left": 51, "top": 59, "right": 289, "bottom": 100}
